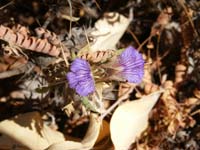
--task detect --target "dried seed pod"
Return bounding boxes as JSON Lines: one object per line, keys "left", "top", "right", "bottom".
{"left": 12, "top": 24, "right": 30, "bottom": 36}
{"left": 0, "top": 25, "right": 15, "bottom": 42}
{"left": 175, "top": 64, "right": 187, "bottom": 84}
{"left": 160, "top": 83, "right": 185, "bottom": 135}
{"left": 180, "top": 10, "right": 194, "bottom": 49}
{"left": 193, "top": 88, "right": 200, "bottom": 99}
{"left": 79, "top": 50, "right": 115, "bottom": 63}
{"left": 184, "top": 98, "right": 199, "bottom": 106}
{"left": 151, "top": 7, "right": 173, "bottom": 36}
{"left": 0, "top": 25, "right": 60, "bottom": 56}
{"left": 35, "top": 27, "right": 60, "bottom": 45}
{"left": 144, "top": 83, "right": 159, "bottom": 95}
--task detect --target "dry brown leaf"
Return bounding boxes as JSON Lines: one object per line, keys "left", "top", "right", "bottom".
{"left": 150, "top": 7, "right": 173, "bottom": 36}
{"left": 96, "top": 120, "right": 110, "bottom": 144}
{"left": 110, "top": 90, "right": 164, "bottom": 150}
{"left": 0, "top": 134, "right": 28, "bottom": 150}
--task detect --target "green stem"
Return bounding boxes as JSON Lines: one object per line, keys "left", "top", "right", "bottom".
{"left": 81, "top": 97, "right": 98, "bottom": 113}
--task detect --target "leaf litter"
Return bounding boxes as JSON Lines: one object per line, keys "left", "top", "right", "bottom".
{"left": 0, "top": 0, "right": 200, "bottom": 150}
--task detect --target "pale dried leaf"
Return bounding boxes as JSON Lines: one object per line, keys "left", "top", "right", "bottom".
{"left": 81, "top": 114, "right": 101, "bottom": 147}
{"left": 90, "top": 12, "right": 131, "bottom": 51}
{"left": 0, "top": 112, "right": 65, "bottom": 150}
{"left": 60, "top": 15, "right": 80, "bottom": 22}
{"left": 62, "top": 101, "right": 76, "bottom": 117}
{"left": 110, "top": 90, "right": 164, "bottom": 150}
{"left": 46, "top": 113, "right": 101, "bottom": 150}
{"left": 46, "top": 141, "right": 83, "bottom": 150}
{"left": 79, "top": 11, "right": 131, "bottom": 54}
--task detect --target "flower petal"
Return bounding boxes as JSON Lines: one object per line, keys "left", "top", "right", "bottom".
{"left": 71, "top": 58, "right": 90, "bottom": 72}
{"left": 67, "top": 58, "right": 95, "bottom": 96}
{"left": 119, "top": 46, "right": 145, "bottom": 83}
{"left": 67, "top": 72, "right": 78, "bottom": 88}
{"left": 123, "top": 68, "right": 144, "bottom": 83}
{"left": 76, "top": 80, "right": 95, "bottom": 96}
{"left": 120, "top": 46, "right": 142, "bottom": 65}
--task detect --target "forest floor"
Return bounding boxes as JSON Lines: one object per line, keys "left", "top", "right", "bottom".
{"left": 0, "top": 0, "right": 199, "bottom": 150}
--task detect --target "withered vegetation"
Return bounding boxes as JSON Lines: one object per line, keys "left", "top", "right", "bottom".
{"left": 0, "top": 0, "right": 199, "bottom": 149}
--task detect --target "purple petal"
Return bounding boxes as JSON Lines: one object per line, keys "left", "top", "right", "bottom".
{"left": 76, "top": 80, "right": 95, "bottom": 96}
{"left": 71, "top": 58, "right": 90, "bottom": 72}
{"left": 123, "top": 68, "right": 144, "bottom": 83}
{"left": 67, "top": 72, "right": 78, "bottom": 88}
{"left": 67, "top": 58, "right": 95, "bottom": 96}
{"left": 120, "top": 46, "right": 136, "bottom": 59}
{"left": 120, "top": 46, "right": 142, "bottom": 65}
{"left": 119, "top": 46, "right": 145, "bottom": 83}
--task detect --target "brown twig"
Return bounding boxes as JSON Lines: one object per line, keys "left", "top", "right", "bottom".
{"left": 0, "top": 62, "right": 34, "bottom": 79}
{"left": 100, "top": 83, "right": 135, "bottom": 120}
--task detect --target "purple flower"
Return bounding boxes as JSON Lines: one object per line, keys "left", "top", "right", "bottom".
{"left": 67, "top": 58, "right": 95, "bottom": 96}
{"left": 118, "top": 46, "right": 144, "bottom": 83}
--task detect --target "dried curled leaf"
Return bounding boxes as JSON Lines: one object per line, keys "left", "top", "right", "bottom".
{"left": 0, "top": 112, "right": 65, "bottom": 150}
{"left": 160, "top": 80, "right": 194, "bottom": 135}
{"left": 46, "top": 113, "right": 101, "bottom": 150}
{"left": 150, "top": 7, "right": 173, "bottom": 36}
{"left": 0, "top": 55, "right": 27, "bottom": 72}
{"left": 80, "top": 11, "right": 132, "bottom": 53}
{"left": 79, "top": 50, "right": 115, "bottom": 63}
{"left": 12, "top": 24, "right": 30, "bottom": 36}
{"left": 35, "top": 27, "right": 60, "bottom": 45}
{"left": 0, "top": 25, "right": 60, "bottom": 56}
{"left": 175, "top": 64, "right": 187, "bottom": 83}
{"left": 110, "top": 90, "right": 163, "bottom": 150}
{"left": 180, "top": 9, "right": 194, "bottom": 48}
